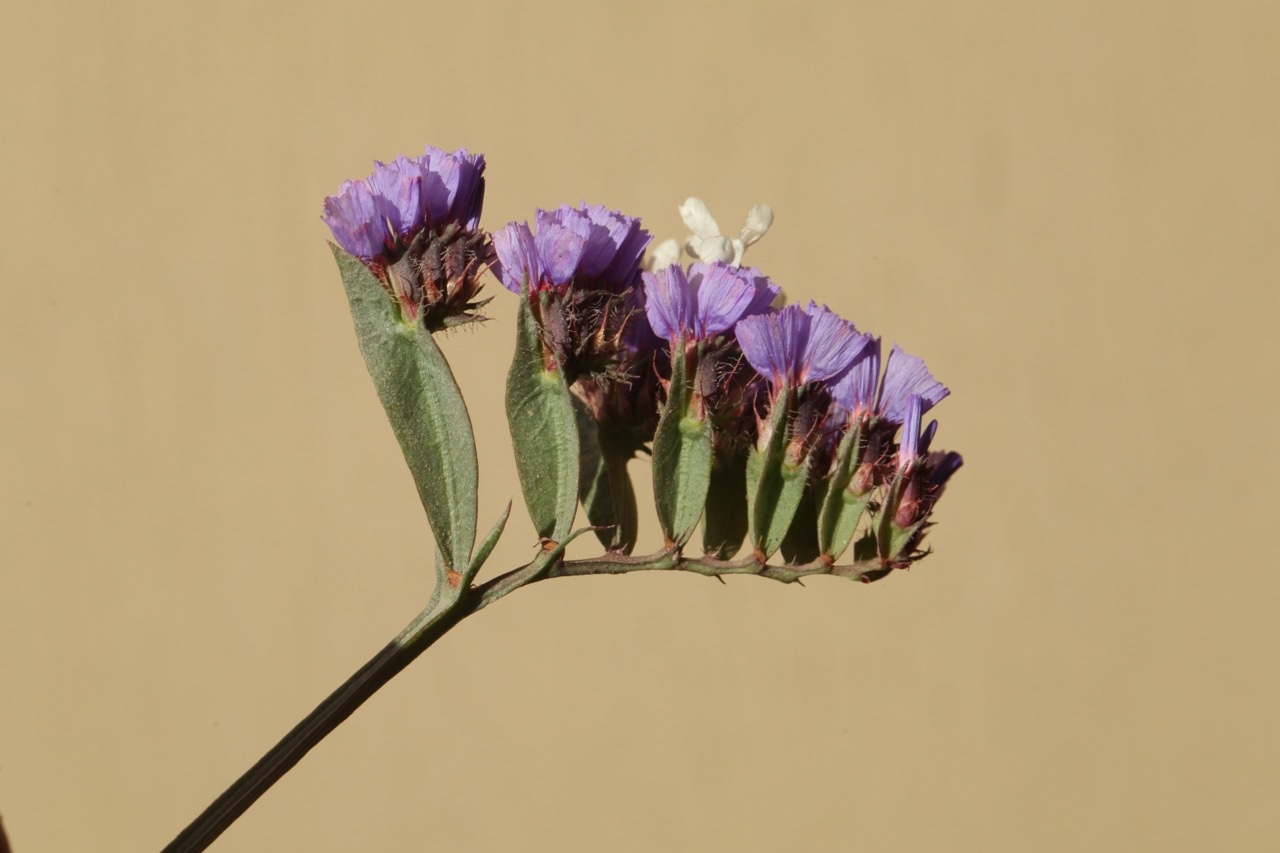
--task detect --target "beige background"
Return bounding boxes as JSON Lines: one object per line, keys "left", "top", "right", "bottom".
{"left": 3, "top": 1, "right": 1278, "bottom": 850}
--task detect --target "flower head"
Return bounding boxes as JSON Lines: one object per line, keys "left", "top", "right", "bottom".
{"left": 492, "top": 205, "right": 650, "bottom": 295}
{"left": 831, "top": 341, "right": 950, "bottom": 425}
{"left": 877, "top": 345, "right": 950, "bottom": 425}
{"left": 323, "top": 146, "right": 492, "bottom": 330}
{"left": 642, "top": 262, "right": 779, "bottom": 343}
{"left": 493, "top": 204, "right": 652, "bottom": 384}
{"left": 735, "top": 302, "right": 871, "bottom": 390}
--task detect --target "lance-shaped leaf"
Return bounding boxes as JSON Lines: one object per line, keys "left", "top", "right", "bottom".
{"left": 335, "top": 246, "right": 477, "bottom": 576}
{"left": 506, "top": 292, "right": 579, "bottom": 543}
{"left": 469, "top": 501, "right": 512, "bottom": 580}
{"left": 815, "top": 419, "right": 871, "bottom": 561}
{"left": 427, "top": 500, "right": 513, "bottom": 619}
{"left": 703, "top": 453, "right": 749, "bottom": 559}
{"left": 651, "top": 343, "right": 712, "bottom": 546}
{"left": 746, "top": 386, "right": 809, "bottom": 559}
{"left": 575, "top": 402, "right": 639, "bottom": 553}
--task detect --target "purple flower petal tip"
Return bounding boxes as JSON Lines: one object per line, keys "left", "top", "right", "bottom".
{"left": 898, "top": 394, "right": 924, "bottom": 467}
{"left": 831, "top": 336, "right": 882, "bottom": 415}
{"left": 492, "top": 222, "right": 541, "bottom": 294}
{"left": 878, "top": 344, "right": 950, "bottom": 424}
{"left": 494, "top": 203, "right": 651, "bottom": 295}
{"left": 642, "top": 264, "right": 692, "bottom": 341}
{"left": 800, "top": 302, "right": 871, "bottom": 384}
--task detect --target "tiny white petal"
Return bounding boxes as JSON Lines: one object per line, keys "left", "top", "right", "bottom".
{"left": 679, "top": 197, "right": 721, "bottom": 239}
{"left": 646, "top": 238, "right": 682, "bottom": 271}
{"left": 739, "top": 204, "right": 774, "bottom": 246}
{"left": 694, "top": 236, "right": 735, "bottom": 264}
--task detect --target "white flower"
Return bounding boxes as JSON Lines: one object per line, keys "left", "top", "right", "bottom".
{"left": 643, "top": 197, "right": 775, "bottom": 271}
{"left": 679, "top": 197, "right": 774, "bottom": 267}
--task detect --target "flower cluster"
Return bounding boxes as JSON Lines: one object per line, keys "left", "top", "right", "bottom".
{"left": 325, "top": 146, "right": 961, "bottom": 569}
{"left": 323, "top": 146, "right": 492, "bottom": 330}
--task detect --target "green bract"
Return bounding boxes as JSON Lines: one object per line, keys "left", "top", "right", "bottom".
{"left": 651, "top": 343, "right": 713, "bottom": 547}
{"left": 505, "top": 290, "right": 580, "bottom": 544}
{"left": 335, "top": 246, "right": 479, "bottom": 581}
{"left": 745, "top": 386, "right": 810, "bottom": 560}
{"left": 816, "top": 419, "right": 870, "bottom": 561}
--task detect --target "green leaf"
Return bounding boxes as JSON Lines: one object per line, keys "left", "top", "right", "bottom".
{"left": 746, "top": 386, "right": 809, "bottom": 559}
{"left": 468, "top": 501, "right": 512, "bottom": 582}
{"left": 703, "top": 453, "right": 749, "bottom": 559}
{"left": 816, "top": 419, "right": 869, "bottom": 560}
{"left": 505, "top": 291, "right": 579, "bottom": 543}
{"left": 335, "top": 245, "right": 477, "bottom": 575}
{"left": 651, "top": 345, "right": 712, "bottom": 546}
{"left": 575, "top": 402, "right": 638, "bottom": 553}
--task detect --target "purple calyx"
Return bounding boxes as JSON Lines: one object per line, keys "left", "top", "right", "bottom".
{"left": 832, "top": 341, "right": 950, "bottom": 425}
{"left": 642, "top": 262, "right": 779, "bottom": 343}
{"left": 492, "top": 204, "right": 651, "bottom": 295}
{"left": 322, "top": 146, "right": 487, "bottom": 261}
{"left": 735, "top": 301, "right": 871, "bottom": 389}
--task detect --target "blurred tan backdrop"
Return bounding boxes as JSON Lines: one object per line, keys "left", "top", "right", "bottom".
{"left": 3, "top": 1, "right": 1278, "bottom": 850}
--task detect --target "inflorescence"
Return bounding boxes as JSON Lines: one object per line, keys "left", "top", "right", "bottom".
{"left": 324, "top": 146, "right": 962, "bottom": 574}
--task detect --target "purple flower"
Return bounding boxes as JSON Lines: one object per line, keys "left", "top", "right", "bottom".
{"left": 897, "top": 394, "right": 924, "bottom": 469}
{"left": 878, "top": 344, "right": 950, "bottom": 425}
{"left": 493, "top": 204, "right": 652, "bottom": 384}
{"left": 323, "top": 146, "right": 487, "bottom": 261}
{"left": 580, "top": 205, "right": 652, "bottom": 288}
{"left": 322, "top": 146, "right": 492, "bottom": 330}
{"left": 735, "top": 302, "right": 871, "bottom": 389}
{"left": 642, "top": 262, "right": 779, "bottom": 343}
{"left": 891, "top": 394, "right": 963, "bottom": 532}
{"left": 830, "top": 336, "right": 882, "bottom": 418}
{"left": 323, "top": 180, "right": 388, "bottom": 262}
{"left": 832, "top": 341, "right": 950, "bottom": 425}
{"left": 492, "top": 204, "right": 651, "bottom": 295}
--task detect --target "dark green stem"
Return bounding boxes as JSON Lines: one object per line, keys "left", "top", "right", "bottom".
{"left": 160, "top": 548, "right": 889, "bottom": 851}
{"left": 159, "top": 559, "right": 542, "bottom": 853}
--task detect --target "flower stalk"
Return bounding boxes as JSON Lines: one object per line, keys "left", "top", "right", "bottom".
{"left": 159, "top": 143, "right": 964, "bottom": 851}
